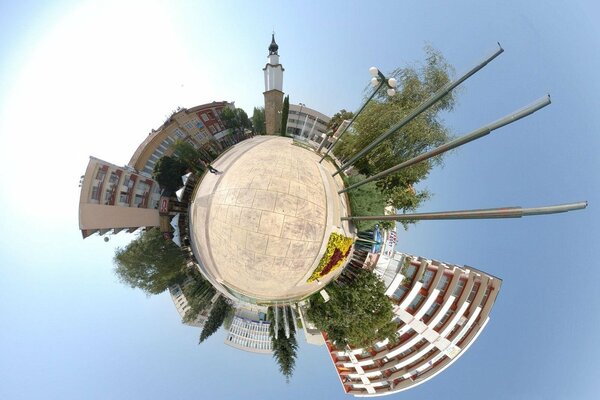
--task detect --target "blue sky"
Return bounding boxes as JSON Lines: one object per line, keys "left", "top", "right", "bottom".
{"left": 1, "top": 1, "right": 599, "bottom": 399}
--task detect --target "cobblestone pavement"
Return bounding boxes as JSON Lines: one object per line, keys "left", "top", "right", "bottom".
{"left": 189, "top": 136, "right": 351, "bottom": 302}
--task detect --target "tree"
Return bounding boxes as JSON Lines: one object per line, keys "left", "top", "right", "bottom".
{"left": 152, "top": 155, "right": 187, "bottom": 192}
{"left": 268, "top": 306, "right": 298, "bottom": 381}
{"left": 307, "top": 268, "right": 396, "bottom": 348}
{"left": 199, "top": 296, "right": 232, "bottom": 343}
{"left": 113, "top": 229, "right": 186, "bottom": 295}
{"left": 252, "top": 107, "right": 266, "bottom": 135}
{"left": 171, "top": 140, "right": 206, "bottom": 175}
{"left": 328, "top": 109, "right": 354, "bottom": 131}
{"left": 221, "top": 107, "right": 252, "bottom": 141}
{"left": 280, "top": 95, "right": 289, "bottom": 136}
{"left": 220, "top": 107, "right": 237, "bottom": 131}
{"left": 237, "top": 108, "right": 251, "bottom": 131}
{"left": 182, "top": 276, "right": 217, "bottom": 324}
{"left": 335, "top": 46, "right": 456, "bottom": 216}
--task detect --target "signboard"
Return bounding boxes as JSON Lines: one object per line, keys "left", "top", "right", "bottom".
{"left": 159, "top": 197, "right": 169, "bottom": 214}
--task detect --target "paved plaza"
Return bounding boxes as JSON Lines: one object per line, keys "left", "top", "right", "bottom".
{"left": 189, "top": 136, "right": 352, "bottom": 302}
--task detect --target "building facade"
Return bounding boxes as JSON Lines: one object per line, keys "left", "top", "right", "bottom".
{"left": 225, "top": 308, "right": 272, "bottom": 354}
{"left": 326, "top": 251, "right": 502, "bottom": 396}
{"left": 128, "top": 102, "right": 233, "bottom": 178}
{"left": 263, "top": 34, "right": 284, "bottom": 135}
{"left": 286, "top": 103, "right": 330, "bottom": 141}
{"left": 79, "top": 156, "right": 161, "bottom": 238}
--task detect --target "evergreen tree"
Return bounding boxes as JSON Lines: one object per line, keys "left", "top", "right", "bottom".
{"left": 280, "top": 95, "right": 289, "bottom": 136}
{"left": 199, "top": 296, "right": 231, "bottom": 343}
{"left": 268, "top": 306, "right": 298, "bottom": 381}
{"left": 182, "top": 277, "right": 216, "bottom": 324}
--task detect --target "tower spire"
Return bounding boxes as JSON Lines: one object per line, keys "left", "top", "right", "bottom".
{"left": 269, "top": 33, "right": 279, "bottom": 55}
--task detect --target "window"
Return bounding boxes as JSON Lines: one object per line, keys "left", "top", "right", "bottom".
{"left": 134, "top": 194, "right": 143, "bottom": 207}
{"left": 137, "top": 182, "right": 150, "bottom": 193}
{"left": 91, "top": 186, "right": 100, "bottom": 200}
{"left": 436, "top": 310, "right": 453, "bottom": 329}
{"left": 480, "top": 287, "right": 491, "bottom": 306}
{"left": 404, "top": 265, "right": 417, "bottom": 279}
{"left": 201, "top": 113, "right": 209, "bottom": 122}
{"left": 425, "top": 303, "right": 439, "bottom": 317}
{"left": 467, "top": 283, "right": 480, "bottom": 302}
{"left": 421, "top": 270, "right": 435, "bottom": 289}
{"left": 409, "top": 294, "right": 425, "bottom": 310}
{"left": 184, "top": 122, "right": 194, "bottom": 131}
{"left": 108, "top": 172, "right": 119, "bottom": 184}
{"left": 452, "top": 280, "right": 465, "bottom": 296}
{"left": 95, "top": 169, "right": 106, "bottom": 181}
{"left": 436, "top": 275, "right": 450, "bottom": 291}
{"left": 173, "top": 127, "right": 186, "bottom": 138}
{"left": 104, "top": 190, "right": 112, "bottom": 202}
{"left": 392, "top": 286, "right": 407, "bottom": 301}
{"left": 119, "top": 192, "right": 128, "bottom": 203}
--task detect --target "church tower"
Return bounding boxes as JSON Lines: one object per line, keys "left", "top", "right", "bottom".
{"left": 263, "top": 34, "right": 285, "bottom": 135}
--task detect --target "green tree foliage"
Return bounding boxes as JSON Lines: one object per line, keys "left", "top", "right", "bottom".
{"left": 152, "top": 155, "right": 187, "bottom": 192}
{"left": 334, "top": 46, "right": 455, "bottom": 214}
{"left": 221, "top": 107, "right": 252, "bottom": 135}
{"left": 113, "top": 229, "right": 186, "bottom": 295}
{"left": 280, "top": 95, "right": 289, "bottom": 136}
{"left": 328, "top": 109, "right": 354, "bottom": 131}
{"left": 182, "top": 273, "right": 217, "bottom": 324}
{"left": 267, "top": 306, "right": 298, "bottom": 381}
{"left": 252, "top": 106, "right": 266, "bottom": 135}
{"left": 343, "top": 174, "right": 395, "bottom": 231}
{"left": 220, "top": 107, "right": 237, "bottom": 130}
{"left": 171, "top": 140, "right": 206, "bottom": 175}
{"left": 199, "top": 296, "right": 232, "bottom": 343}
{"left": 237, "top": 108, "right": 251, "bottom": 131}
{"left": 307, "top": 269, "right": 396, "bottom": 348}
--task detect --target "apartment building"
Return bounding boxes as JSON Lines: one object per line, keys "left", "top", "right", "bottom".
{"left": 326, "top": 251, "right": 502, "bottom": 396}
{"left": 79, "top": 156, "right": 161, "bottom": 238}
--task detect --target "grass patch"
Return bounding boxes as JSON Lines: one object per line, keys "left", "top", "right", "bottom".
{"left": 291, "top": 140, "right": 316, "bottom": 152}
{"left": 342, "top": 174, "right": 388, "bottom": 231}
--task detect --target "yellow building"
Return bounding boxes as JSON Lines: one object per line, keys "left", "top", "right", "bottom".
{"left": 129, "top": 101, "right": 233, "bottom": 177}
{"left": 78, "top": 156, "right": 161, "bottom": 238}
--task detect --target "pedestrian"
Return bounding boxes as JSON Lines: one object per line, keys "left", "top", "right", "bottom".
{"left": 201, "top": 160, "right": 220, "bottom": 174}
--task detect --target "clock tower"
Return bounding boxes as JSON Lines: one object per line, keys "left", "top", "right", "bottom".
{"left": 263, "top": 34, "right": 285, "bottom": 135}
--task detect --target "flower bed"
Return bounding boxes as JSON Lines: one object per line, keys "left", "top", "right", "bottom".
{"left": 307, "top": 233, "right": 353, "bottom": 283}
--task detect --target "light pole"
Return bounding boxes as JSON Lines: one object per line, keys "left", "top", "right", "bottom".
{"left": 319, "top": 67, "right": 397, "bottom": 162}
{"left": 297, "top": 103, "right": 305, "bottom": 137}
{"left": 331, "top": 44, "right": 504, "bottom": 175}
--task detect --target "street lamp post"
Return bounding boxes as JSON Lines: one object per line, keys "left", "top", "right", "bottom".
{"left": 332, "top": 44, "right": 504, "bottom": 176}
{"left": 297, "top": 103, "right": 305, "bottom": 138}
{"left": 319, "top": 67, "right": 397, "bottom": 163}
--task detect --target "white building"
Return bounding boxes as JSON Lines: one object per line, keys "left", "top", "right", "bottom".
{"left": 286, "top": 103, "right": 330, "bottom": 141}
{"left": 325, "top": 251, "right": 502, "bottom": 396}
{"left": 225, "top": 308, "right": 272, "bottom": 354}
